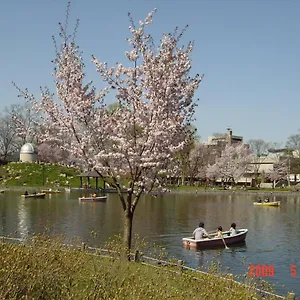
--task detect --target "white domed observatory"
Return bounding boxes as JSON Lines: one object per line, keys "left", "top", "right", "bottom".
{"left": 20, "top": 143, "right": 38, "bottom": 162}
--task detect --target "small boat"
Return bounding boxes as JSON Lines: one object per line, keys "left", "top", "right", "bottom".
{"left": 253, "top": 201, "right": 281, "bottom": 206}
{"left": 79, "top": 196, "right": 107, "bottom": 202}
{"left": 40, "top": 189, "right": 62, "bottom": 194}
{"left": 65, "top": 187, "right": 71, "bottom": 193}
{"left": 21, "top": 193, "right": 46, "bottom": 199}
{"left": 182, "top": 229, "right": 248, "bottom": 249}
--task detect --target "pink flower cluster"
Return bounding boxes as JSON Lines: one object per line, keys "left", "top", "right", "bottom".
{"left": 15, "top": 9, "right": 202, "bottom": 209}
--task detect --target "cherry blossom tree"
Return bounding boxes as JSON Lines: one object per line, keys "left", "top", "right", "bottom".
{"left": 14, "top": 5, "right": 202, "bottom": 254}
{"left": 265, "top": 160, "right": 288, "bottom": 188}
{"left": 206, "top": 163, "right": 219, "bottom": 183}
{"left": 187, "top": 142, "right": 211, "bottom": 183}
{"left": 37, "top": 142, "right": 70, "bottom": 164}
{"left": 206, "top": 143, "right": 252, "bottom": 184}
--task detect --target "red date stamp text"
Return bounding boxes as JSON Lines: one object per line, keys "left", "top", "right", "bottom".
{"left": 248, "top": 264, "right": 297, "bottom": 278}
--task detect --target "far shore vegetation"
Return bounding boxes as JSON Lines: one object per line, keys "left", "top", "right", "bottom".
{"left": 0, "top": 162, "right": 297, "bottom": 195}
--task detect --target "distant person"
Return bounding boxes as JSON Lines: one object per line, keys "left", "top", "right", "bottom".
{"left": 92, "top": 193, "right": 97, "bottom": 198}
{"left": 193, "top": 222, "right": 209, "bottom": 240}
{"left": 229, "top": 223, "right": 237, "bottom": 236}
{"left": 264, "top": 197, "right": 270, "bottom": 203}
{"left": 257, "top": 197, "right": 262, "bottom": 203}
{"left": 24, "top": 191, "right": 28, "bottom": 196}
{"left": 216, "top": 226, "right": 223, "bottom": 238}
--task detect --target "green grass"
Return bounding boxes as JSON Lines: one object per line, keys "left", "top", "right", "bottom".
{"left": 0, "top": 235, "right": 281, "bottom": 300}
{"left": 0, "top": 162, "right": 103, "bottom": 189}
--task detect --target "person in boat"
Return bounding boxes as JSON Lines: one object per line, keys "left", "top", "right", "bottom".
{"left": 264, "top": 197, "right": 270, "bottom": 203}
{"left": 216, "top": 226, "right": 223, "bottom": 238}
{"left": 193, "top": 222, "right": 209, "bottom": 240}
{"left": 257, "top": 197, "right": 262, "bottom": 203}
{"left": 24, "top": 191, "right": 28, "bottom": 196}
{"left": 229, "top": 223, "right": 237, "bottom": 236}
{"left": 92, "top": 193, "right": 97, "bottom": 198}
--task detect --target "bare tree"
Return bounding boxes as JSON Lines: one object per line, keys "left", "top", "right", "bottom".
{"left": 248, "top": 139, "right": 270, "bottom": 179}
{"left": 0, "top": 114, "right": 19, "bottom": 162}
{"left": 248, "top": 139, "right": 270, "bottom": 157}
{"left": 286, "top": 132, "right": 300, "bottom": 158}
{"left": 6, "top": 103, "right": 40, "bottom": 147}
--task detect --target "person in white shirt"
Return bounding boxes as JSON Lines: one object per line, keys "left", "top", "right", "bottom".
{"left": 193, "top": 222, "right": 209, "bottom": 240}
{"left": 229, "top": 223, "right": 237, "bottom": 236}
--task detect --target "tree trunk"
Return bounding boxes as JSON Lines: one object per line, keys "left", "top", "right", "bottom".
{"left": 123, "top": 209, "right": 133, "bottom": 260}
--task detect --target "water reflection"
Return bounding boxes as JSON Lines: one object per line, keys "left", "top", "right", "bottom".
{"left": 195, "top": 250, "right": 205, "bottom": 266}
{"left": 18, "top": 199, "right": 30, "bottom": 238}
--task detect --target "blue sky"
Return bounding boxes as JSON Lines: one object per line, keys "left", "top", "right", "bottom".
{"left": 0, "top": 0, "right": 299, "bottom": 145}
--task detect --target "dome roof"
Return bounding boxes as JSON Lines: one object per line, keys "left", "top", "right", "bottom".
{"left": 20, "top": 143, "right": 37, "bottom": 154}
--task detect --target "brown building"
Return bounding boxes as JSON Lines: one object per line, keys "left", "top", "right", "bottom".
{"left": 206, "top": 128, "right": 243, "bottom": 146}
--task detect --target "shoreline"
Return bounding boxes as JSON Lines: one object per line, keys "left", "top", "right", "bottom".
{"left": 167, "top": 189, "right": 300, "bottom": 196}
{"left": 3, "top": 185, "right": 300, "bottom": 197}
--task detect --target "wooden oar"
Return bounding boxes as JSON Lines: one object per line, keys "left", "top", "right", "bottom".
{"left": 207, "top": 230, "right": 217, "bottom": 235}
{"left": 221, "top": 234, "right": 229, "bottom": 249}
{"left": 206, "top": 230, "right": 217, "bottom": 239}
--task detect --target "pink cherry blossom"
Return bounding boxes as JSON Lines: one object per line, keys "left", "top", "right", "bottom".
{"left": 265, "top": 159, "right": 288, "bottom": 188}
{"left": 14, "top": 7, "right": 202, "bottom": 252}
{"left": 206, "top": 143, "right": 252, "bottom": 184}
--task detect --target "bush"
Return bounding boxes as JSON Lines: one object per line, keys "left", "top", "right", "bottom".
{"left": 0, "top": 235, "right": 281, "bottom": 300}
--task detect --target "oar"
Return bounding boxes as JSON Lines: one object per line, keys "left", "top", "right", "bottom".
{"left": 206, "top": 230, "right": 217, "bottom": 238}
{"left": 221, "top": 234, "right": 229, "bottom": 249}
{"left": 207, "top": 230, "right": 217, "bottom": 235}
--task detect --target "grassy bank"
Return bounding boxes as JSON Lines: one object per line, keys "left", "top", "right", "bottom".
{"left": 0, "top": 162, "right": 98, "bottom": 188}
{"left": 0, "top": 235, "right": 282, "bottom": 300}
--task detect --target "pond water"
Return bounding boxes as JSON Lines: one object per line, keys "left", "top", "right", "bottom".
{"left": 0, "top": 190, "right": 299, "bottom": 297}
